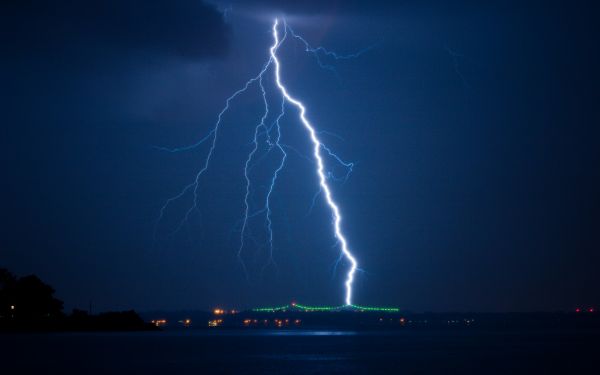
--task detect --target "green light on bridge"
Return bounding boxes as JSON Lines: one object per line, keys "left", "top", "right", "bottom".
{"left": 251, "top": 303, "right": 399, "bottom": 313}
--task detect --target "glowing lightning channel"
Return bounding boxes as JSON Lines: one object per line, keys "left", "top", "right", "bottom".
{"left": 286, "top": 24, "right": 378, "bottom": 81}
{"left": 262, "top": 98, "right": 287, "bottom": 272}
{"left": 239, "top": 73, "right": 272, "bottom": 272}
{"left": 270, "top": 19, "right": 358, "bottom": 306}
{"left": 155, "top": 59, "right": 272, "bottom": 237}
{"left": 156, "top": 18, "right": 365, "bottom": 306}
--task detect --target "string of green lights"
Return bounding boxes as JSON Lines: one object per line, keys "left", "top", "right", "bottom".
{"left": 251, "top": 303, "right": 400, "bottom": 313}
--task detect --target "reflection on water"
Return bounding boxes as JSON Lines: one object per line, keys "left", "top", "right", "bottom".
{"left": 265, "top": 330, "right": 357, "bottom": 336}
{"left": 250, "top": 354, "right": 347, "bottom": 361}
{"left": 168, "top": 329, "right": 358, "bottom": 337}
{"left": 2, "top": 329, "right": 598, "bottom": 374}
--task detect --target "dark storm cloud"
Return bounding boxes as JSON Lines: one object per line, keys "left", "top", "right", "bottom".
{"left": 221, "top": 0, "right": 404, "bottom": 15}
{"left": 2, "top": 0, "right": 230, "bottom": 60}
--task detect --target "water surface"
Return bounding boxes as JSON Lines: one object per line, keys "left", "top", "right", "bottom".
{"left": 2, "top": 329, "right": 598, "bottom": 374}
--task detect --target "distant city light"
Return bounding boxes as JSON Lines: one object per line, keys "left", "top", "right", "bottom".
{"left": 208, "top": 319, "right": 223, "bottom": 327}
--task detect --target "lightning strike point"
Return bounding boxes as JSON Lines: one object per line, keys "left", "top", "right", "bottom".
{"left": 270, "top": 19, "right": 358, "bottom": 305}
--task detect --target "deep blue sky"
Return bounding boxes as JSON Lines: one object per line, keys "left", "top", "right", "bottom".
{"left": 2, "top": 0, "right": 599, "bottom": 312}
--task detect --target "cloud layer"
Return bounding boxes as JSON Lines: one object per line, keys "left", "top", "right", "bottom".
{"left": 3, "top": 0, "right": 230, "bottom": 60}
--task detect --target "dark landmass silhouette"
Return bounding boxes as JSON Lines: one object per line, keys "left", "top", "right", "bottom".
{"left": 0, "top": 268, "right": 157, "bottom": 332}
{"left": 3, "top": 267, "right": 597, "bottom": 332}
{"left": 142, "top": 307, "right": 600, "bottom": 331}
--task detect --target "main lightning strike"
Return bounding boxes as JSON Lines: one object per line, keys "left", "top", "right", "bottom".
{"left": 270, "top": 19, "right": 358, "bottom": 305}
{"left": 156, "top": 18, "right": 365, "bottom": 306}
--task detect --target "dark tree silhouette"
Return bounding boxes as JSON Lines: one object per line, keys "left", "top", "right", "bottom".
{"left": 0, "top": 268, "right": 17, "bottom": 288}
{"left": 0, "top": 268, "right": 18, "bottom": 318}
{"left": 1, "top": 268, "right": 155, "bottom": 331}
{"left": 0, "top": 268, "right": 63, "bottom": 320}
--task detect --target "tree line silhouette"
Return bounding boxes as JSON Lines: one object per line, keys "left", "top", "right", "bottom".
{"left": 0, "top": 268, "right": 156, "bottom": 332}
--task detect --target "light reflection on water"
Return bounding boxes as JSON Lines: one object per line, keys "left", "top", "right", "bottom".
{"left": 264, "top": 330, "right": 357, "bottom": 336}
{"left": 161, "top": 329, "right": 360, "bottom": 337}
{"left": 2, "top": 329, "right": 595, "bottom": 374}
{"left": 250, "top": 354, "right": 347, "bottom": 361}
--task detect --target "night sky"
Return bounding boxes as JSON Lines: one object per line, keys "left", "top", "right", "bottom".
{"left": 2, "top": 0, "right": 599, "bottom": 312}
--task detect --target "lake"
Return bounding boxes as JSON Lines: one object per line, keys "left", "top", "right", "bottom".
{"left": 1, "top": 329, "right": 598, "bottom": 374}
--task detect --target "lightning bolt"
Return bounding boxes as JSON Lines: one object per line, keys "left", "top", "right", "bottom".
{"left": 154, "top": 60, "right": 272, "bottom": 239}
{"left": 156, "top": 18, "right": 365, "bottom": 306}
{"left": 287, "top": 24, "right": 378, "bottom": 81}
{"left": 239, "top": 72, "right": 272, "bottom": 274}
{"left": 262, "top": 98, "right": 287, "bottom": 272}
{"left": 270, "top": 19, "right": 358, "bottom": 305}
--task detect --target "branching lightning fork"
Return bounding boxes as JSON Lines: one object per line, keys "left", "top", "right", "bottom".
{"left": 156, "top": 18, "right": 367, "bottom": 306}
{"left": 287, "top": 24, "right": 378, "bottom": 81}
